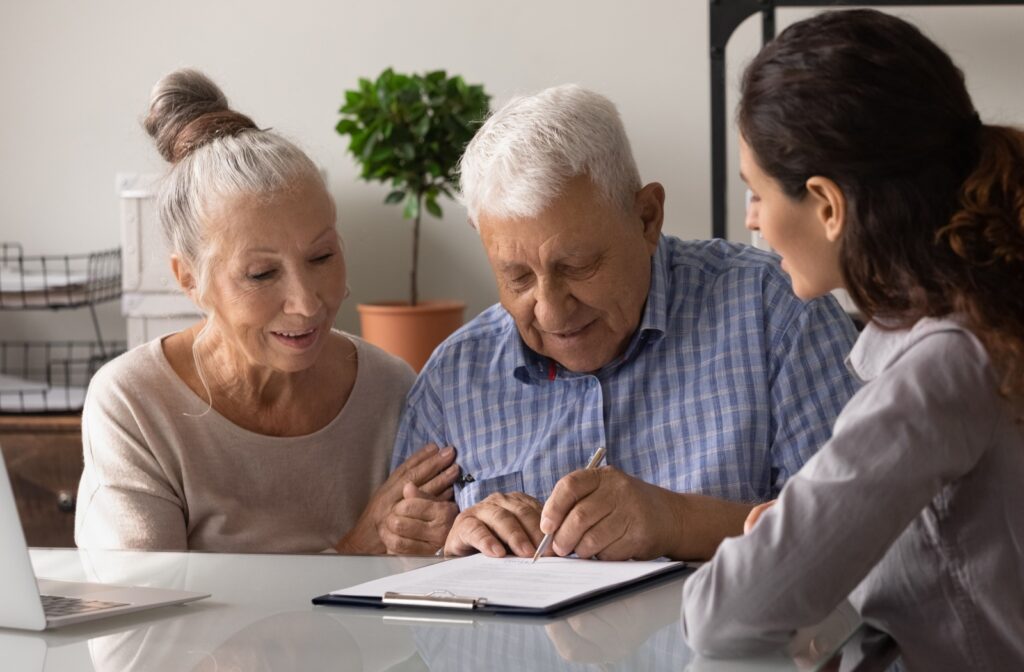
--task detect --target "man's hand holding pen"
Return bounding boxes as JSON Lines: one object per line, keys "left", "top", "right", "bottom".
{"left": 441, "top": 463, "right": 684, "bottom": 561}
{"left": 539, "top": 466, "right": 679, "bottom": 560}
{"left": 387, "top": 445, "right": 756, "bottom": 561}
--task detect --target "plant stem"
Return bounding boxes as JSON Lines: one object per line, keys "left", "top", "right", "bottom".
{"left": 411, "top": 193, "right": 421, "bottom": 306}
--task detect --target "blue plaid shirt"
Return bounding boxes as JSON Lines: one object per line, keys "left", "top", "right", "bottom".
{"left": 392, "top": 236, "right": 859, "bottom": 511}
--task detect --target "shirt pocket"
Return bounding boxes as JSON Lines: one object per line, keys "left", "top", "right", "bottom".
{"left": 455, "top": 471, "right": 525, "bottom": 511}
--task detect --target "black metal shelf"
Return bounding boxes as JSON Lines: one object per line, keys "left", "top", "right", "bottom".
{"left": 0, "top": 340, "right": 126, "bottom": 413}
{"left": 709, "top": 1, "right": 1024, "bottom": 239}
{"left": 0, "top": 242, "right": 124, "bottom": 413}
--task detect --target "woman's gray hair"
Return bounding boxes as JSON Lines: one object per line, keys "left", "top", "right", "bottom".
{"left": 144, "top": 68, "right": 323, "bottom": 307}
{"left": 458, "top": 84, "right": 642, "bottom": 226}
{"left": 144, "top": 68, "right": 326, "bottom": 412}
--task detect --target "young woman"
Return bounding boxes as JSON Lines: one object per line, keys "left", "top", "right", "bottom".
{"left": 681, "top": 10, "right": 1024, "bottom": 669}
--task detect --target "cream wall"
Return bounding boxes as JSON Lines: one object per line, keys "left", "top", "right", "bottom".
{"left": 0, "top": 1, "right": 1021, "bottom": 342}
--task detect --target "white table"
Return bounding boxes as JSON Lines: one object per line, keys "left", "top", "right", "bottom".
{"left": 1, "top": 548, "right": 863, "bottom": 671}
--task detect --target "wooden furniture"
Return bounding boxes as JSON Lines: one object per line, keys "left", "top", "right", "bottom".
{"left": 0, "top": 413, "right": 82, "bottom": 547}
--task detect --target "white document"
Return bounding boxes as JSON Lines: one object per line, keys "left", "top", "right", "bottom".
{"left": 330, "top": 555, "right": 686, "bottom": 610}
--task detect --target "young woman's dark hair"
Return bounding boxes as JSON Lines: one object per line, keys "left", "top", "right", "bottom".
{"left": 739, "top": 9, "right": 1024, "bottom": 402}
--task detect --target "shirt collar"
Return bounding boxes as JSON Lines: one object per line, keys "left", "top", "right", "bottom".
{"left": 512, "top": 236, "right": 671, "bottom": 384}
{"left": 846, "top": 315, "right": 968, "bottom": 383}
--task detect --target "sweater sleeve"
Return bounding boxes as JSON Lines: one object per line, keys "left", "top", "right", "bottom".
{"left": 681, "top": 330, "right": 998, "bottom": 656}
{"left": 74, "top": 364, "right": 188, "bottom": 551}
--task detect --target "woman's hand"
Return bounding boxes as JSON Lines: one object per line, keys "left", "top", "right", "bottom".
{"left": 334, "top": 444, "right": 459, "bottom": 554}
{"left": 744, "top": 499, "right": 777, "bottom": 534}
{"left": 379, "top": 482, "right": 459, "bottom": 555}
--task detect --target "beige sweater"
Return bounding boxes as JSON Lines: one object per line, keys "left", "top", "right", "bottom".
{"left": 75, "top": 333, "right": 415, "bottom": 553}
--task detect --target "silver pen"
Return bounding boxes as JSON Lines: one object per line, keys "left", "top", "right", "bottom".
{"left": 531, "top": 445, "right": 607, "bottom": 563}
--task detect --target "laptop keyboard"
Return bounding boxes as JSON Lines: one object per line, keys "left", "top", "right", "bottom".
{"left": 41, "top": 594, "right": 128, "bottom": 618}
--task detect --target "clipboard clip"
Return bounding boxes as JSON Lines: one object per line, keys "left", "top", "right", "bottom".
{"left": 382, "top": 590, "right": 488, "bottom": 610}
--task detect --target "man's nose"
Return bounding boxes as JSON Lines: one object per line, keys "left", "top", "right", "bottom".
{"left": 533, "top": 276, "right": 574, "bottom": 328}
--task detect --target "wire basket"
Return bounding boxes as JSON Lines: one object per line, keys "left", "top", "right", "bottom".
{"left": 0, "top": 242, "right": 121, "bottom": 309}
{"left": 0, "top": 341, "right": 125, "bottom": 413}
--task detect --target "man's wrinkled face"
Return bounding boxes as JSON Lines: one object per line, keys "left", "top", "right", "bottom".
{"left": 478, "top": 175, "right": 664, "bottom": 373}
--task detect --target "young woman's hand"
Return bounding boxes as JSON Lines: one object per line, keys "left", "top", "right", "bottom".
{"left": 744, "top": 499, "right": 777, "bottom": 534}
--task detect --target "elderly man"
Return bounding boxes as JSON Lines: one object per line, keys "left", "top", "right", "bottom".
{"left": 383, "top": 85, "right": 859, "bottom": 561}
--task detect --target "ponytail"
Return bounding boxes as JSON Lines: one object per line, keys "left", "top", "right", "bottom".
{"left": 938, "top": 125, "right": 1024, "bottom": 403}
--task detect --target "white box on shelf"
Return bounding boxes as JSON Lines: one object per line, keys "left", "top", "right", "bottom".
{"left": 118, "top": 173, "right": 202, "bottom": 349}
{"left": 118, "top": 173, "right": 180, "bottom": 294}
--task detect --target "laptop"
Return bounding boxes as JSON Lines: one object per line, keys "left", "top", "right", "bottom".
{"left": 0, "top": 446, "right": 209, "bottom": 630}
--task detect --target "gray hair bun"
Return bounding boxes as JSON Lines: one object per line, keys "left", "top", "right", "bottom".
{"left": 144, "top": 68, "right": 258, "bottom": 163}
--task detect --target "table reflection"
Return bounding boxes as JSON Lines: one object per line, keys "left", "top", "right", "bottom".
{"left": 16, "top": 549, "right": 860, "bottom": 672}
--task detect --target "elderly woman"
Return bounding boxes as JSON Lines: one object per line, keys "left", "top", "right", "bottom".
{"left": 74, "top": 69, "right": 458, "bottom": 554}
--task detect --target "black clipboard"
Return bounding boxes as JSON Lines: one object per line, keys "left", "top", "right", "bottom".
{"left": 312, "top": 559, "right": 692, "bottom": 617}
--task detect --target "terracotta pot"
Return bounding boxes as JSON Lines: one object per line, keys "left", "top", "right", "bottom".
{"left": 357, "top": 300, "right": 466, "bottom": 372}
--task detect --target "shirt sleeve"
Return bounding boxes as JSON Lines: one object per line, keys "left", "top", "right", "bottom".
{"left": 680, "top": 331, "right": 998, "bottom": 656}
{"left": 74, "top": 371, "right": 188, "bottom": 551}
{"left": 390, "top": 367, "right": 451, "bottom": 473}
{"left": 765, "top": 281, "right": 860, "bottom": 496}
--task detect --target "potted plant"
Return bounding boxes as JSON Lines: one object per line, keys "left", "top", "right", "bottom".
{"left": 336, "top": 68, "right": 490, "bottom": 371}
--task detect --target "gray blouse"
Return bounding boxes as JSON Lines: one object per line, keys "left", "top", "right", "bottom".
{"left": 681, "top": 317, "right": 1024, "bottom": 670}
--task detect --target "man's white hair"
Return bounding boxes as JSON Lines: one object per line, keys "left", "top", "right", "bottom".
{"left": 459, "top": 84, "right": 642, "bottom": 226}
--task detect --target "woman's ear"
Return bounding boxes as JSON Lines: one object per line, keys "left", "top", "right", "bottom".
{"left": 170, "top": 254, "right": 199, "bottom": 302}
{"left": 804, "top": 176, "right": 846, "bottom": 243}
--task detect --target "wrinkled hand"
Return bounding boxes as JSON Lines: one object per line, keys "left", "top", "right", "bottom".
{"left": 380, "top": 482, "right": 458, "bottom": 555}
{"left": 540, "top": 466, "right": 675, "bottom": 561}
{"left": 444, "top": 491, "right": 546, "bottom": 558}
{"left": 744, "top": 500, "right": 776, "bottom": 534}
{"left": 336, "top": 444, "right": 459, "bottom": 554}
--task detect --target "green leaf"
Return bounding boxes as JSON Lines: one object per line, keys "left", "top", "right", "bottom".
{"left": 385, "top": 190, "right": 406, "bottom": 204}
{"left": 396, "top": 143, "right": 415, "bottom": 161}
{"left": 425, "top": 197, "right": 442, "bottom": 218}
{"left": 369, "top": 146, "right": 392, "bottom": 164}
{"left": 335, "top": 119, "right": 358, "bottom": 135}
{"left": 402, "top": 194, "right": 420, "bottom": 220}
{"left": 348, "top": 130, "right": 369, "bottom": 156}
{"left": 360, "top": 134, "right": 378, "bottom": 161}
{"left": 413, "top": 114, "right": 431, "bottom": 138}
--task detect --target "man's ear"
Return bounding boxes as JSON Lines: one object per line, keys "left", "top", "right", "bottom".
{"left": 804, "top": 176, "right": 845, "bottom": 243}
{"left": 635, "top": 182, "right": 666, "bottom": 254}
{"left": 170, "top": 254, "right": 200, "bottom": 302}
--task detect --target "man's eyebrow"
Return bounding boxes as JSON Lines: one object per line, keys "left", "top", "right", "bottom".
{"left": 496, "top": 261, "right": 529, "bottom": 274}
